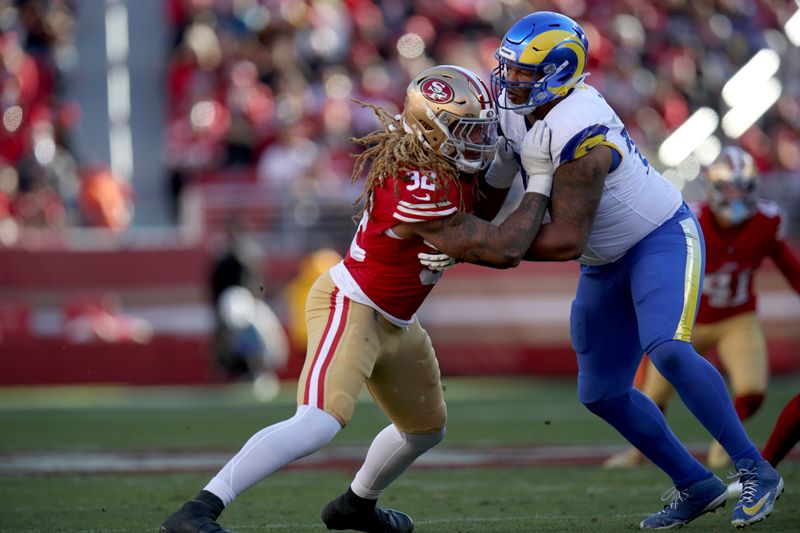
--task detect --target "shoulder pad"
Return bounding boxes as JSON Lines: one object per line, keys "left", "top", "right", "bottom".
{"left": 559, "top": 123, "right": 623, "bottom": 166}
{"left": 755, "top": 199, "right": 782, "bottom": 219}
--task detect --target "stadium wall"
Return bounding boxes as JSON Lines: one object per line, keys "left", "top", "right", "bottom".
{"left": 1, "top": 245, "right": 799, "bottom": 386}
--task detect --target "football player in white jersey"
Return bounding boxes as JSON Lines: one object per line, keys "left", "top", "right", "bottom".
{"left": 477, "top": 11, "right": 783, "bottom": 530}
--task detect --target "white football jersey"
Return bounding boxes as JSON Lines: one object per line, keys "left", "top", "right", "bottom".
{"left": 499, "top": 83, "right": 682, "bottom": 265}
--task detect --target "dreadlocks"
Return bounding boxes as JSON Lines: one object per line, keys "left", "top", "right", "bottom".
{"left": 349, "top": 100, "right": 465, "bottom": 220}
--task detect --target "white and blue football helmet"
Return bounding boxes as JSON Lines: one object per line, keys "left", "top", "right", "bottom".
{"left": 492, "top": 11, "right": 589, "bottom": 115}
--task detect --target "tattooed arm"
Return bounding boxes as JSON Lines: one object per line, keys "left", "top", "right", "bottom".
{"left": 393, "top": 192, "right": 550, "bottom": 268}
{"left": 524, "top": 146, "right": 611, "bottom": 261}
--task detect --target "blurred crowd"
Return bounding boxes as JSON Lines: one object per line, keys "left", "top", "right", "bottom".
{"left": 0, "top": 0, "right": 132, "bottom": 243}
{"left": 1, "top": 1, "right": 798, "bottom": 235}
{"left": 164, "top": 0, "right": 800, "bottom": 222}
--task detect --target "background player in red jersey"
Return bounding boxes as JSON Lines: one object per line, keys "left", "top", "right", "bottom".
{"left": 605, "top": 146, "right": 800, "bottom": 471}
{"left": 761, "top": 393, "right": 800, "bottom": 468}
{"left": 160, "top": 64, "right": 554, "bottom": 533}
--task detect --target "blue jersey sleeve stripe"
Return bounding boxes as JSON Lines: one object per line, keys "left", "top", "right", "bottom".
{"left": 559, "top": 124, "right": 623, "bottom": 168}
{"left": 608, "top": 147, "right": 623, "bottom": 173}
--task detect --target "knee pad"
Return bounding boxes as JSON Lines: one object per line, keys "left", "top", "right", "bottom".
{"left": 583, "top": 390, "right": 668, "bottom": 441}
{"left": 648, "top": 340, "right": 697, "bottom": 377}
{"left": 734, "top": 393, "right": 765, "bottom": 421}
{"left": 582, "top": 393, "right": 626, "bottom": 417}
{"left": 403, "top": 427, "right": 445, "bottom": 452}
{"left": 393, "top": 402, "right": 448, "bottom": 435}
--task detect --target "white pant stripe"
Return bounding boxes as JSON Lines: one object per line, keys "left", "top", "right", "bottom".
{"left": 307, "top": 291, "right": 345, "bottom": 408}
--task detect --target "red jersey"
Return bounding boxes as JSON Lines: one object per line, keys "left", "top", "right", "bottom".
{"left": 695, "top": 201, "right": 800, "bottom": 324}
{"left": 330, "top": 168, "right": 475, "bottom": 325}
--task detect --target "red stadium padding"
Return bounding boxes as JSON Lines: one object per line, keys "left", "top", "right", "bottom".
{"left": 0, "top": 244, "right": 311, "bottom": 290}
{"left": 0, "top": 242, "right": 798, "bottom": 386}
{"left": 0, "top": 337, "right": 214, "bottom": 386}
{"left": 1, "top": 336, "right": 799, "bottom": 386}
{"left": 0, "top": 246, "right": 210, "bottom": 289}
{"left": 0, "top": 303, "right": 32, "bottom": 342}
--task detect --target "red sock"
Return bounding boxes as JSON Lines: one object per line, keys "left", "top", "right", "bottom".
{"left": 634, "top": 356, "right": 649, "bottom": 389}
{"left": 762, "top": 393, "right": 800, "bottom": 467}
{"left": 734, "top": 393, "right": 764, "bottom": 420}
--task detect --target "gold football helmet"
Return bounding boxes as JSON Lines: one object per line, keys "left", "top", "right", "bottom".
{"left": 703, "top": 146, "right": 758, "bottom": 225}
{"left": 402, "top": 65, "right": 498, "bottom": 173}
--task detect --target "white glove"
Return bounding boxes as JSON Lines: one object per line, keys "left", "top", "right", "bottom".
{"left": 520, "top": 120, "right": 554, "bottom": 196}
{"left": 484, "top": 136, "right": 518, "bottom": 189}
{"left": 418, "top": 251, "right": 456, "bottom": 272}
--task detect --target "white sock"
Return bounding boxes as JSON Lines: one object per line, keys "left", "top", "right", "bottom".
{"left": 351, "top": 424, "right": 445, "bottom": 500}
{"left": 204, "top": 405, "right": 341, "bottom": 505}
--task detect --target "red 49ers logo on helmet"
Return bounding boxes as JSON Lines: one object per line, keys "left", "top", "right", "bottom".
{"left": 421, "top": 79, "right": 454, "bottom": 103}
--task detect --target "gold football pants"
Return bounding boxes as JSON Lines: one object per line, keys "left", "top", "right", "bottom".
{"left": 297, "top": 272, "right": 447, "bottom": 434}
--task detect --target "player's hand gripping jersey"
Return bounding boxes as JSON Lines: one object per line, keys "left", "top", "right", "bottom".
{"left": 330, "top": 169, "right": 475, "bottom": 326}
{"left": 695, "top": 201, "right": 800, "bottom": 323}
{"left": 498, "top": 83, "right": 682, "bottom": 265}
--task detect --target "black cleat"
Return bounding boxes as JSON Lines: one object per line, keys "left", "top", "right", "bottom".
{"left": 160, "top": 491, "right": 235, "bottom": 533}
{"left": 321, "top": 491, "right": 413, "bottom": 533}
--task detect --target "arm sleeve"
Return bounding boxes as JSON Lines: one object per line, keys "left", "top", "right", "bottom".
{"left": 762, "top": 205, "right": 800, "bottom": 294}
{"left": 771, "top": 240, "right": 800, "bottom": 294}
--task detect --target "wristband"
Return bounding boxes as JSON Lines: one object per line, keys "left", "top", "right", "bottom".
{"left": 526, "top": 174, "right": 552, "bottom": 196}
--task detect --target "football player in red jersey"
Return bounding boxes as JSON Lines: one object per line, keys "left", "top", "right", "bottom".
{"left": 605, "top": 146, "right": 800, "bottom": 471}
{"left": 160, "top": 65, "right": 555, "bottom": 533}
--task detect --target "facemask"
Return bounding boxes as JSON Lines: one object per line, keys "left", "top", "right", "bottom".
{"left": 724, "top": 200, "right": 751, "bottom": 225}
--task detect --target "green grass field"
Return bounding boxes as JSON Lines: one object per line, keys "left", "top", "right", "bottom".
{"left": 1, "top": 376, "right": 797, "bottom": 532}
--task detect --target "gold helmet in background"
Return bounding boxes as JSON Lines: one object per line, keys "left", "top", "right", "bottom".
{"left": 703, "top": 146, "right": 759, "bottom": 225}
{"left": 402, "top": 65, "right": 498, "bottom": 174}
